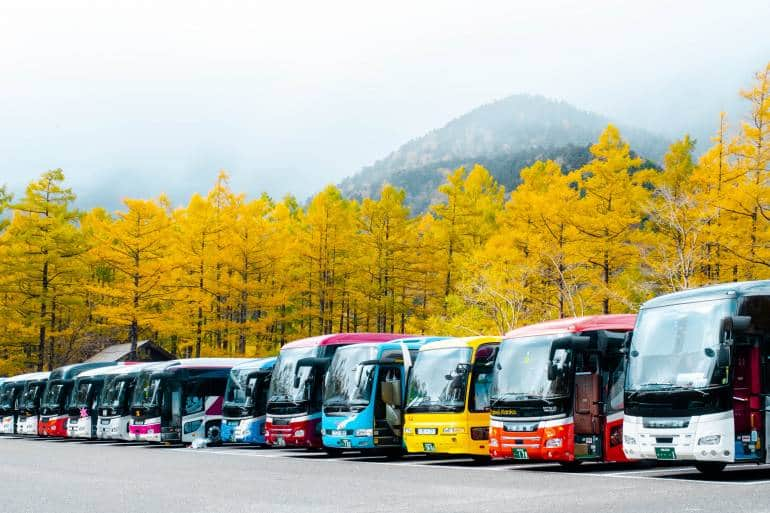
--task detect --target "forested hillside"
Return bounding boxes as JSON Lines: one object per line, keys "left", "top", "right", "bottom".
{"left": 339, "top": 95, "right": 670, "bottom": 211}
{"left": 0, "top": 63, "right": 768, "bottom": 375}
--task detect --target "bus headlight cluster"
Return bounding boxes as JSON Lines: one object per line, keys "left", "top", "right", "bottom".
{"left": 354, "top": 429, "right": 373, "bottom": 437}
{"left": 294, "top": 429, "right": 305, "bottom": 438}
{"left": 403, "top": 427, "right": 413, "bottom": 434}
{"left": 442, "top": 427, "right": 465, "bottom": 434}
{"left": 698, "top": 435, "right": 721, "bottom": 446}
{"left": 545, "top": 438, "right": 563, "bottom": 448}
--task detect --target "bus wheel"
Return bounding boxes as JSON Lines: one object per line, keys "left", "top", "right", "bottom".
{"left": 694, "top": 462, "right": 726, "bottom": 475}
{"left": 324, "top": 448, "right": 344, "bottom": 457}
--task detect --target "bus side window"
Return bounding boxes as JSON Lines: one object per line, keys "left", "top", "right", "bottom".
{"left": 184, "top": 382, "right": 204, "bottom": 415}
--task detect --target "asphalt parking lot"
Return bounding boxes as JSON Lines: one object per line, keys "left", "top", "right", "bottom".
{"left": 2, "top": 436, "right": 769, "bottom": 513}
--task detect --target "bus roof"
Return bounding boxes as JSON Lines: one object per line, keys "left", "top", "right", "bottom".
{"left": 281, "top": 333, "right": 413, "bottom": 350}
{"left": 49, "top": 362, "right": 119, "bottom": 381}
{"left": 334, "top": 336, "right": 449, "bottom": 355}
{"left": 230, "top": 357, "right": 277, "bottom": 372}
{"left": 3, "top": 371, "right": 50, "bottom": 384}
{"left": 74, "top": 363, "right": 149, "bottom": 380}
{"left": 504, "top": 315, "right": 636, "bottom": 339}
{"left": 156, "top": 358, "right": 251, "bottom": 372}
{"left": 641, "top": 280, "right": 770, "bottom": 309}
{"left": 419, "top": 336, "right": 501, "bottom": 352}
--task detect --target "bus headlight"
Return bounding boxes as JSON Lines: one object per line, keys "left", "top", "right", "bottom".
{"left": 294, "top": 429, "right": 305, "bottom": 438}
{"left": 442, "top": 427, "right": 465, "bottom": 434}
{"left": 698, "top": 435, "right": 721, "bottom": 446}
{"left": 403, "top": 427, "right": 413, "bottom": 434}
{"left": 545, "top": 438, "right": 563, "bottom": 448}
{"left": 623, "top": 435, "right": 637, "bottom": 445}
{"left": 355, "top": 429, "right": 373, "bottom": 437}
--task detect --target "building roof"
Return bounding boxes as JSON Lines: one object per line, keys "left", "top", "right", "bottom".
{"left": 84, "top": 340, "right": 175, "bottom": 363}
{"left": 504, "top": 315, "right": 636, "bottom": 339}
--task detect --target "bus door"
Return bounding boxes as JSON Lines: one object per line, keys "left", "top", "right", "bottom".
{"left": 160, "top": 379, "right": 183, "bottom": 435}
{"left": 376, "top": 365, "right": 403, "bottom": 444}
{"left": 602, "top": 355, "right": 626, "bottom": 462}
{"left": 735, "top": 297, "right": 770, "bottom": 461}
{"left": 573, "top": 353, "right": 603, "bottom": 460}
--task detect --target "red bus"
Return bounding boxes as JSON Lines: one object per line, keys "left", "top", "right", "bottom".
{"left": 489, "top": 315, "right": 636, "bottom": 465}
{"left": 265, "top": 333, "right": 409, "bottom": 449}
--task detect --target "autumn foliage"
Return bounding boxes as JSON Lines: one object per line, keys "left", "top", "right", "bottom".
{"left": 1, "top": 63, "right": 768, "bottom": 374}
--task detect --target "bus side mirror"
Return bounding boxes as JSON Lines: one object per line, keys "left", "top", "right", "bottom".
{"left": 547, "top": 335, "right": 588, "bottom": 381}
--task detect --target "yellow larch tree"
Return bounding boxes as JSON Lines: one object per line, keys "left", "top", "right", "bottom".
{"left": 88, "top": 197, "right": 175, "bottom": 358}
{"left": 568, "top": 125, "right": 650, "bottom": 314}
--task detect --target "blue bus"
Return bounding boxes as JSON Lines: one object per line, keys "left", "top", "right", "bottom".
{"left": 221, "top": 357, "right": 277, "bottom": 444}
{"left": 321, "top": 337, "right": 448, "bottom": 456}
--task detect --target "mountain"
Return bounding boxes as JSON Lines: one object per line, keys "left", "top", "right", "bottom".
{"left": 339, "top": 94, "right": 671, "bottom": 213}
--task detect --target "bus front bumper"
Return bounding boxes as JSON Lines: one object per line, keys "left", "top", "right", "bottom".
{"left": 623, "top": 413, "right": 736, "bottom": 462}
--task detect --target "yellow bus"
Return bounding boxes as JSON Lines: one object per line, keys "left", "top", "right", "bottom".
{"left": 403, "top": 336, "right": 501, "bottom": 460}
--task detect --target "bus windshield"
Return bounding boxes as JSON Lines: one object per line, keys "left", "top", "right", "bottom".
{"left": 627, "top": 298, "right": 733, "bottom": 391}
{"left": 406, "top": 347, "right": 472, "bottom": 413}
{"left": 0, "top": 384, "right": 22, "bottom": 411}
{"left": 20, "top": 383, "right": 45, "bottom": 410}
{"left": 70, "top": 381, "right": 94, "bottom": 409}
{"left": 268, "top": 346, "right": 318, "bottom": 403}
{"left": 41, "top": 381, "right": 66, "bottom": 412}
{"left": 491, "top": 335, "right": 570, "bottom": 404}
{"left": 100, "top": 376, "right": 131, "bottom": 410}
{"left": 323, "top": 345, "right": 379, "bottom": 410}
{"left": 132, "top": 373, "right": 163, "bottom": 408}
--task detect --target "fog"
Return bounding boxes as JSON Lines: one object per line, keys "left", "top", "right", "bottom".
{"left": 1, "top": 0, "right": 768, "bottom": 209}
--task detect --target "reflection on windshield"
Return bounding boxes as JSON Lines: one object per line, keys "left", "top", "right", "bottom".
{"left": 225, "top": 369, "right": 255, "bottom": 407}
{"left": 323, "top": 346, "right": 378, "bottom": 409}
{"left": 132, "top": 374, "right": 162, "bottom": 408}
{"left": 20, "top": 384, "right": 45, "bottom": 409}
{"left": 41, "top": 382, "right": 65, "bottom": 410}
{"left": 267, "top": 346, "right": 318, "bottom": 403}
{"left": 71, "top": 382, "right": 94, "bottom": 408}
{"left": 406, "top": 347, "right": 472, "bottom": 413}
{"left": 628, "top": 299, "right": 732, "bottom": 391}
{"left": 0, "top": 384, "right": 20, "bottom": 410}
{"left": 101, "top": 377, "right": 129, "bottom": 410}
{"left": 491, "top": 335, "right": 570, "bottom": 403}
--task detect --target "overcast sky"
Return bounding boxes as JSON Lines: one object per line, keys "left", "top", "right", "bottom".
{"left": 2, "top": 0, "right": 769, "bottom": 209}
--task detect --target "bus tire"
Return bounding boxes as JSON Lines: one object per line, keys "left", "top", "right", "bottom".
{"left": 694, "top": 462, "right": 726, "bottom": 475}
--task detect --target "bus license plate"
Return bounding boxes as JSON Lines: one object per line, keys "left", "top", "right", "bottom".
{"left": 341, "top": 439, "right": 351, "bottom": 448}
{"left": 275, "top": 437, "right": 286, "bottom": 447}
{"left": 423, "top": 443, "right": 436, "bottom": 452}
{"left": 512, "top": 448, "right": 529, "bottom": 459}
{"left": 655, "top": 447, "right": 676, "bottom": 460}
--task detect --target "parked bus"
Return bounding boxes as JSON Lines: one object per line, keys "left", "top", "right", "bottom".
{"left": 403, "top": 336, "right": 501, "bottom": 461}
{"left": 489, "top": 315, "right": 636, "bottom": 465}
{"left": 0, "top": 372, "right": 49, "bottom": 435}
{"left": 623, "top": 280, "right": 770, "bottom": 474}
{"left": 39, "top": 363, "right": 118, "bottom": 437}
{"left": 96, "top": 364, "right": 154, "bottom": 441}
{"left": 17, "top": 372, "right": 51, "bottom": 435}
{"left": 129, "top": 358, "right": 247, "bottom": 444}
{"left": 322, "top": 337, "right": 447, "bottom": 456}
{"left": 67, "top": 364, "right": 140, "bottom": 439}
{"left": 221, "top": 357, "right": 277, "bottom": 444}
{"left": 265, "top": 333, "right": 409, "bottom": 449}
